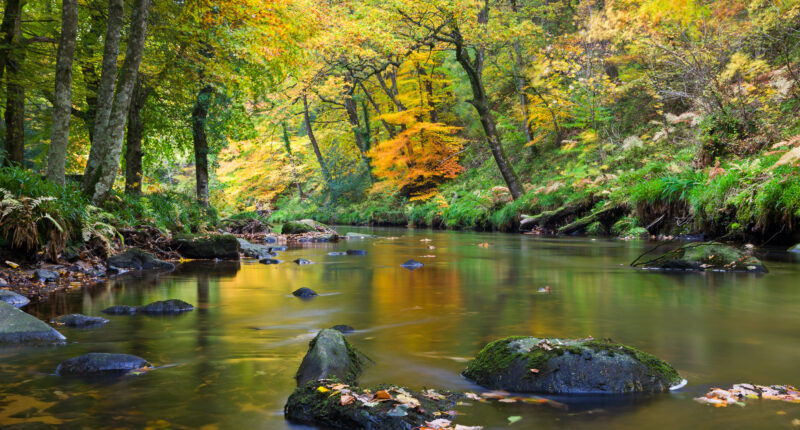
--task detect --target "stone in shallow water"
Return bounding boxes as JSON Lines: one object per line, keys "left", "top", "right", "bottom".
{"left": 345, "top": 232, "right": 375, "bottom": 239}
{"left": 0, "top": 289, "right": 30, "bottom": 308}
{"left": 259, "top": 258, "right": 283, "bottom": 265}
{"left": 137, "top": 299, "right": 194, "bottom": 314}
{"left": 108, "top": 248, "right": 174, "bottom": 270}
{"left": 295, "top": 329, "right": 364, "bottom": 385}
{"left": 293, "top": 287, "right": 317, "bottom": 298}
{"left": 170, "top": 234, "right": 240, "bottom": 260}
{"left": 345, "top": 249, "right": 367, "bottom": 256}
{"left": 462, "top": 337, "right": 682, "bottom": 394}
{"left": 102, "top": 305, "right": 137, "bottom": 315}
{"left": 0, "top": 301, "right": 65, "bottom": 343}
{"left": 34, "top": 269, "right": 60, "bottom": 282}
{"left": 327, "top": 252, "right": 346, "bottom": 256}
{"left": 330, "top": 324, "right": 355, "bottom": 334}
{"left": 294, "top": 258, "right": 313, "bottom": 265}
{"left": 632, "top": 242, "right": 767, "bottom": 273}
{"left": 52, "top": 314, "right": 109, "bottom": 328}
{"left": 400, "top": 259, "right": 424, "bottom": 270}
{"left": 56, "top": 353, "right": 151, "bottom": 376}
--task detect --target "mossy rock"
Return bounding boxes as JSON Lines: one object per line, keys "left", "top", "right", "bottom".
{"left": 788, "top": 243, "right": 800, "bottom": 253}
{"left": 108, "top": 248, "right": 175, "bottom": 270}
{"left": 462, "top": 337, "right": 682, "bottom": 394}
{"left": 0, "top": 289, "right": 30, "bottom": 308}
{"left": 282, "top": 220, "right": 321, "bottom": 235}
{"left": 296, "top": 329, "right": 365, "bottom": 386}
{"left": 632, "top": 242, "right": 766, "bottom": 273}
{"left": 56, "top": 353, "right": 150, "bottom": 376}
{"left": 0, "top": 301, "right": 65, "bottom": 343}
{"left": 170, "top": 233, "right": 240, "bottom": 260}
{"left": 284, "top": 381, "right": 460, "bottom": 430}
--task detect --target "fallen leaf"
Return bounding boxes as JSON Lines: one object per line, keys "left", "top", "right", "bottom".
{"left": 5, "top": 261, "right": 19, "bottom": 269}
{"left": 340, "top": 395, "right": 355, "bottom": 406}
{"left": 498, "top": 398, "right": 518, "bottom": 403}
{"left": 454, "top": 426, "right": 484, "bottom": 430}
{"left": 477, "top": 242, "right": 489, "bottom": 248}
{"left": 530, "top": 369, "right": 540, "bottom": 374}
{"left": 424, "top": 418, "right": 452, "bottom": 429}
{"left": 317, "top": 386, "right": 330, "bottom": 393}
{"left": 395, "top": 393, "right": 421, "bottom": 409}
{"left": 508, "top": 415, "right": 522, "bottom": 424}
{"left": 375, "top": 390, "right": 392, "bottom": 400}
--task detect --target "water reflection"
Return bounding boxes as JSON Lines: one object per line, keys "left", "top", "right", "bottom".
{"left": 2, "top": 229, "right": 800, "bottom": 429}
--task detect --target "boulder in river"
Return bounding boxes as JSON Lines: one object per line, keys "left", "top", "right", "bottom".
{"left": 52, "top": 314, "right": 109, "bottom": 328}
{"left": 56, "top": 353, "right": 151, "bottom": 376}
{"left": 632, "top": 242, "right": 767, "bottom": 273}
{"left": 108, "top": 248, "right": 175, "bottom": 271}
{"left": 34, "top": 269, "right": 60, "bottom": 282}
{"left": 285, "top": 381, "right": 461, "bottom": 430}
{"left": 295, "top": 329, "right": 364, "bottom": 385}
{"left": 462, "top": 337, "right": 682, "bottom": 394}
{"left": 400, "top": 259, "right": 424, "bottom": 270}
{"left": 0, "top": 289, "right": 30, "bottom": 308}
{"left": 0, "top": 301, "right": 66, "bottom": 343}
{"left": 789, "top": 243, "right": 800, "bottom": 253}
{"left": 101, "top": 305, "right": 138, "bottom": 315}
{"left": 170, "top": 234, "right": 240, "bottom": 260}
{"left": 237, "top": 238, "right": 277, "bottom": 259}
{"left": 282, "top": 219, "right": 326, "bottom": 235}
{"left": 294, "top": 258, "right": 313, "bottom": 265}
{"left": 293, "top": 287, "right": 317, "bottom": 298}
{"left": 137, "top": 299, "right": 195, "bottom": 314}
{"left": 345, "top": 249, "right": 367, "bottom": 256}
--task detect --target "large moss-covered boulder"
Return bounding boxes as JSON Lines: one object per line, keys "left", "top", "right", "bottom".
{"left": 296, "top": 329, "right": 364, "bottom": 386}
{"left": 282, "top": 219, "right": 323, "bottom": 235}
{"left": 170, "top": 234, "right": 240, "bottom": 260}
{"left": 108, "top": 248, "right": 174, "bottom": 271}
{"left": 632, "top": 242, "right": 766, "bottom": 273}
{"left": 462, "top": 337, "right": 682, "bottom": 394}
{"left": 0, "top": 301, "right": 65, "bottom": 343}
{"left": 56, "top": 353, "right": 151, "bottom": 376}
{"left": 237, "top": 238, "right": 277, "bottom": 259}
{"left": 285, "top": 381, "right": 461, "bottom": 430}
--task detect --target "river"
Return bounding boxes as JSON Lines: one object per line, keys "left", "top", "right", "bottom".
{"left": 1, "top": 227, "right": 799, "bottom": 429}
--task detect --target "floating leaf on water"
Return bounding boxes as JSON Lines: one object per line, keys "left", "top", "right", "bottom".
{"left": 482, "top": 390, "right": 510, "bottom": 399}
{"left": 454, "top": 426, "right": 484, "bottom": 430}
{"left": 791, "top": 418, "right": 800, "bottom": 426}
{"left": 530, "top": 368, "right": 540, "bottom": 374}
{"left": 423, "top": 389, "right": 446, "bottom": 401}
{"left": 424, "top": 418, "right": 452, "bottom": 429}
{"left": 477, "top": 243, "right": 489, "bottom": 248}
{"left": 508, "top": 415, "right": 522, "bottom": 424}
{"left": 498, "top": 398, "right": 518, "bottom": 403}
{"left": 464, "top": 392, "right": 483, "bottom": 401}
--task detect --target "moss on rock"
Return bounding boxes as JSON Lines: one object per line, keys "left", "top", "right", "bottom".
{"left": 632, "top": 242, "right": 766, "bottom": 272}
{"left": 462, "top": 336, "right": 682, "bottom": 394}
{"left": 170, "top": 233, "right": 240, "bottom": 260}
{"left": 296, "top": 329, "right": 365, "bottom": 386}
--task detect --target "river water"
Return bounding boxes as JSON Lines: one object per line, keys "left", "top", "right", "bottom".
{"left": 1, "top": 227, "right": 799, "bottom": 429}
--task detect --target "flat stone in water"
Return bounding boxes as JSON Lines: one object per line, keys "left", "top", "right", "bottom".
{"left": 259, "top": 258, "right": 283, "bottom": 265}
{"left": 327, "top": 252, "right": 346, "bottom": 256}
{"left": 102, "top": 305, "right": 137, "bottom": 315}
{"left": 52, "top": 314, "right": 109, "bottom": 328}
{"left": 0, "top": 289, "right": 30, "bottom": 308}
{"left": 401, "top": 259, "right": 424, "bottom": 270}
{"left": 345, "top": 232, "right": 375, "bottom": 239}
{"left": 138, "top": 299, "right": 195, "bottom": 314}
{"left": 0, "top": 301, "right": 66, "bottom": 343}
{"left": 108, "top": 248, "right": 174, "bottom": 270}
{"left": 56, "top": 353, "right": 151, "bottom": 376}
{"left": 293, "top": 287, "right": 317, "bottom": 298}
{"left": 294, "top": 258, "right": 313, "bottom": 265}
{"left": 345, "top": 249, "right": 367, "bottom": 256}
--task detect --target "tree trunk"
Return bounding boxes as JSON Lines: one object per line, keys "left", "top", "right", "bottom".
{"left": 303, "top": 95, "right": 332, "bottom": 187}
{"left": 125, "top": 77, "right": 149, "bottom": 195}
{"left": 344, "top": 90, "right": 374, "bottom": 181}
{"left": 0, "top": 0, "right": 24, "bottom": 166}
{"left": 90, "top": 0, "right": 151, "bottom": 204}
{"left": 82, "top": 0, "right": 124, "bottom": 191}
{"left": 453, "top": 37, "right": 523, "bottom": 199}
{"left": 46, "top": 0, "right": 79, "bottom": 185}
{"left": 192, "top": 85, "right": 213, "bottom": 207}
{"left": 510, "top": 0, "right": 532, "bottom": 144}
{"left": 282, "top": 122, "right": 304, "bottom": 199}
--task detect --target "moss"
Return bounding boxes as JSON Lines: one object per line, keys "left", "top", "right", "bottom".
{"left": 583, "top": 338, "right": 681, "bottom": 385}
{"left": 462, "top": 336, "right": 583, "bottom": 383}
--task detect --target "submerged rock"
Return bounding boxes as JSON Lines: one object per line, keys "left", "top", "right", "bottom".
{"left": 331, "top": 324, "right": 355, "bottom": 334}
{"left": 52, "top": 314, "right": 109, "bottom": 328}
{"left": 400, "top": 259, "right": 424, "bottom": 270}
{"left": 171, "top": 234, "right": 240, "bottom": 260}
{"left": 285, "top": 381, "right": 460, "bottom": 430}
{"left": 259, "top": 258, "right": 283, "bottom": 265}
{"left": 328, "top": 251, "right": 347, "bottom": 256}
{"left": 293, "top": 287, "right": 318, "bottom": 298}
{"left": 101, "top": 305, "right": 137, "bottom": 315}
{"left": 56, "top": 353, "right": 151, "bottom": 376}
{"left": 295, "top": 329, "right": 364, "bottom": 386}
{"left": 137, "top": 299, "right": 195, "bottom": 314}
{"left": 34, "top": 269, "right": 60, "bottom": 282}
{"left": 108, "top": 248, "right": 174, "bottom": 271}
{"left": 0, "top": 289, "right": 30, "bottom": 308}
{"left": 789, "top": 244, "right": 800, "bottom": 253}
{"left": 632, "top": 242, "right": 767, "bottom": 273}
{"left": 345, "top": 232, "right": 375, "bottom": 239}
{"left": 462, "top": 337, "right": 682, "bottom": 394}
{"left": 346, "top": 249, "right": 367, "bottom": 256}
{"left": 294, "top": 258, "right": 313, "bottom": 265}
{"left": 0, "top": 301, "right": 65, "bottom": 343}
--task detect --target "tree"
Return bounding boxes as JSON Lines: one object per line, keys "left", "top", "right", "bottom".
{"left": 0, "top": 0, "right": 25, "bottom": 166}
{"left": 192, "top": 84, "right": 213, "bottom": 206}
{"left": 46, "top": 0, "right": 79, "bottom": 185}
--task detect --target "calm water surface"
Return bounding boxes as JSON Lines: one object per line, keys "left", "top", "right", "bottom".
{"left": 1, "top": 227, "right": 799, "bottom": 429}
